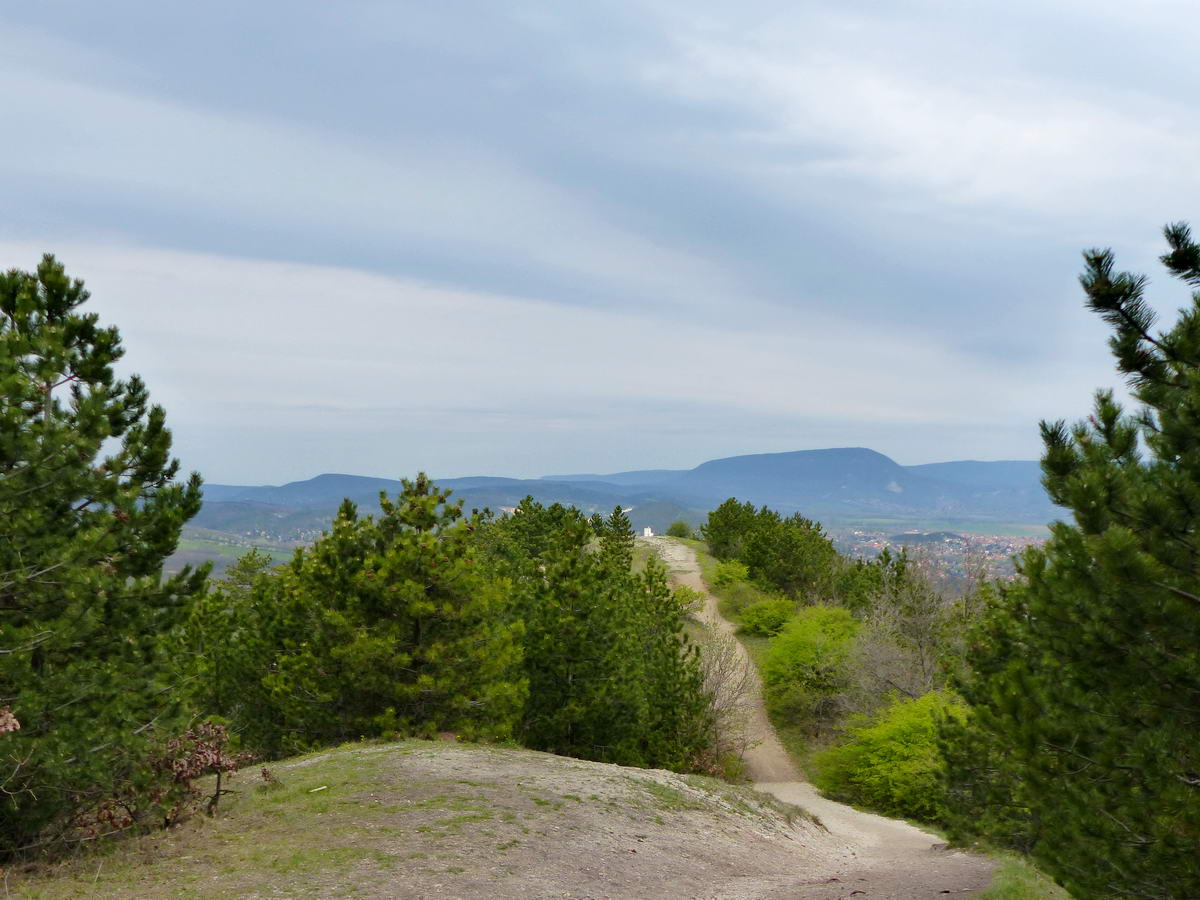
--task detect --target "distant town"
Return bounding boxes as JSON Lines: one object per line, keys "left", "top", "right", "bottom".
{"left": 834, "top": 528, "right": 1048, "bottom": 580}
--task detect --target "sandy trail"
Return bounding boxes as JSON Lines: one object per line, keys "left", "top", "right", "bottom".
{"left": 645, "top": 537, "right": 995, "bottom": 899}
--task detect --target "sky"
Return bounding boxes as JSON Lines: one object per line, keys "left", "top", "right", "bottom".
{"left": 4, "top": 1, "right": 1199, "bottom": 484}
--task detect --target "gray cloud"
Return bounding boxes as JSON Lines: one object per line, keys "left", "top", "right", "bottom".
{"left": 1, "top": 2, "right": 1191, "bottom": 481}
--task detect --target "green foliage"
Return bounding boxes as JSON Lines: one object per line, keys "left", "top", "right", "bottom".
{"left": 944, "top": 223, "right": 1200, "bottom": 899}
{"left": 702, "top": 497, "right": 899, "bottom": 609}
{"left": 178, "top": 551, "right": 284, "bottom": 755}
{"left": 762, "top": 606, "right": 859, "bottom": 738}
{"left": 191, "top": 488, "right": 718, "bottom": 775}
{"left": 701, "top": 498, "right": 759, "bottom": 560}
{"left": 0, "top": 256, "right": 207, "bottom": 853}
{"left": 187, "top": 477, "right": 526, "bottom": 758}
{"left": 711, "top": 559, "right": 749, "bottom": 587}
{"left": 665, "top": 520, "right": 693, "bottom": 539}
{"left": 597, "top": 505, "right": 635, "bottom": 570}
{"left": 830, "top": 550, "right": 900, "bottom": 615}
{"left": 742, "top": 511, "right": 839, "bottom": 598}
{"left": 479, "top": 499, "right": 712, "bottom": 771}
{"left": 813, "top": 691, "right": 966, "bottom": 822}
{"left": 703, "top": 499, "right": 839, "bottom": 598}
{"left": 737, "top": 597, "right": 795, "bottom": 636}
{"left": 671, "top": 584, "right": 704, "bottom": 617}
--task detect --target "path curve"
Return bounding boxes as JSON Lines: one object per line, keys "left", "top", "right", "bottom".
{"left": 645, "top": 537, "right": 995, "bottom": 899}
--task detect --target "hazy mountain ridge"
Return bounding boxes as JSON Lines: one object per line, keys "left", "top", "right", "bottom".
{"left": 195, "top": 448, "right": 1056, "bottom": 545}
{"left": 524, "top": 448, "right": 1056, "bottom": 521}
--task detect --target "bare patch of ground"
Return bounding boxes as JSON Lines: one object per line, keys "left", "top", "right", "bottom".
{"left": 13, "top": 741, "right": 846, "bottom": 899}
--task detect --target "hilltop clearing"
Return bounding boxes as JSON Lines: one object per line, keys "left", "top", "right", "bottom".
{"left": 14, "top": 741, "right": 843, "bottom": 900}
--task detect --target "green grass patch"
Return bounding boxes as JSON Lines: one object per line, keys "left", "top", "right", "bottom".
{"left": 980, "top": 855, "right": 1072, "bottom": 899}
{"left": 631, "top": 539, "right": 661, "bottom": 573}
{"left": 5, "top": 741, "right": 526, "bottom": 898}
{"left": 639, "top": 780, "right": 707, "bottom": 812}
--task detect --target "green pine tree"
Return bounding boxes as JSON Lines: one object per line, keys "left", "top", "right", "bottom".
{"left": 518, "top": 517, "right": 650, "bottom": 763}
{"left": 944, "top": 223, "right": 1200, "bottom": 898}
{"left": 633, "top": 556, "right": 710, "bottom": 769}
{"left": 191, "top": 476, "right": 526, "bottom": 758}
{"left": 599, "top": 505, "right": 635, "bottom": 570}
{"left": 481, "top": 499, "right": 712, "bottom": 770}
{"left": 0, "top": 255, "right": 206, "bottom": 852}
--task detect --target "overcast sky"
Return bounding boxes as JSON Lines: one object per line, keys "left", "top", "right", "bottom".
{"left": 4, "top": 1, "right": 1199, "bottom": 483}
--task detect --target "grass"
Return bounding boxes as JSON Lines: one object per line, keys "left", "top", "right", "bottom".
{"left": 9, "top": 743, "right": 477, "bottom": 897}
{"left": 631, "top": 538, "right": 661, "bottom": 574}
{"left": 978, "top": 855, "right": 1072, "bottom": 899}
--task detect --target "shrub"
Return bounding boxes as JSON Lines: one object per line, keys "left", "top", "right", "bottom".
{"left": 762, "top": 606, "right": 859, "bottom": 737}
{"left": 812, "top": 691, "right": 966, "bottom": 822}
{"left": 71, "top": 721, "right": 254, "bottom": 840}
{"left": 711, "top": 559, "right": 749, "bottom": 587}
{"left": 737, "top": 597, "right": 796, "bottom": 636}
{"left": 672, "top": 584, "right": 704, "bottom": 617}
{"left": 666, "top": 520, "right": 694, "bottom": 539}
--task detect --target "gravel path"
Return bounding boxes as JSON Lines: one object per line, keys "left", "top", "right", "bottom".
{"left": 645, "top": 537, "right": 996, "bottom": 899}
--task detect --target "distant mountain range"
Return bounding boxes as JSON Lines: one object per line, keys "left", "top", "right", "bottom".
{"left": 193, "top": 448, "right": 1057, "bottom": 542}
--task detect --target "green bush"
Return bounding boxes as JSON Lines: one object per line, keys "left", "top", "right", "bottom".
{"left": 666, "top": 520, "right": 694, "bottom": 539}
{"left": 812, "top": 691, "right": 966, "bottom": 822}
{"left": 711, "top": 559, "right": 749, "bottom": 587}
{"left": 762, "top": 606, "right": 859, "bottom": 737}
{"left": 737, "top": 597, "right": 796, "bottom": 636}
{"left": 672, "top": 584, "right": 704, "bottom": 616}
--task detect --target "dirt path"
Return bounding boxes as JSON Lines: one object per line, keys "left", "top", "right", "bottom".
{"left": 646, "top": 537, "right": 995, "bottom": 899}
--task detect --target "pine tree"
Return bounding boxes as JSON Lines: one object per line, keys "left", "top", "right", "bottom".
{"left": 0, "top": 255, "right": 206, "bottom": 852}
{"left": 945, "top": 224, "right": 1200, "bottom": 898}
{"left": 484, "top": 499, "right": 712, "bottom": 769}
{"left": 634, "top": 556, "right": 710, "bottom": 769}
{"left": 192, "top": 476, "right": 527, "bottom": 757}
{"left": 519, "top": 517, "right": 649, "bottom": 763}
{"left": 701, "top": 498, "right": 758, "bottom": 560}
{"left": 599, "top": 505, "right": 634, "bottom": 570}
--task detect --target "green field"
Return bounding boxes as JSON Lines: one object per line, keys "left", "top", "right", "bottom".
{"left": 168, "top": 529, "right": 295, "bottom": 576}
